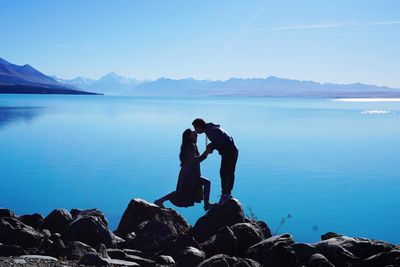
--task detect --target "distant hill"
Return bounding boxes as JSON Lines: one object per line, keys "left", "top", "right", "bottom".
{"left": 128, "top": 76, "right": 400, "bottom": 98}
{"left": 54, "top": 72, "right": 144, "bottom": 95}
{"left": 0, "top": 58, "right": 100, "bottom": 95}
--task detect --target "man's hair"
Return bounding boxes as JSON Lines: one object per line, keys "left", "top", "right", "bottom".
{"left": 192, "top": 118, "right": 206, "bottom": 128}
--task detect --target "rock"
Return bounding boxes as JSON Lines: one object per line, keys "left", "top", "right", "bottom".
{"left": 245, "top": 234, "right": 298, "bottom": 267}
{"left": 107, "top": 248, "right": 127, "bottom": 260}
{"left": 127, "top": 219, "right": 175, "bottom": 252}
{"left": 123, "top": 248, "right": 146, "bottom": 257}
{"left": 191, "top": 198, "right": 246, "bottom": 243}
{"left": 0, "top": 208, "right": 17, "bottom": 219}
{"left": 364, "top": 249, "right": 400, "bottom": 267}
{"left": 198, "top": 254, "right": 261, "bottom": 267}
{"left": 116, "top": 198, "right": 190, "bottom": 238}
{"left": 42, "top": 229, "right": 51, "bottom": 239}
{"left": 230, "top": 223, "right": 264, "bottom": 256}
{"left": 98, "top": 243, "right": 110, "bottom": 259}
{"left": 18, "top": 213, "right": 44, "bottom": 230}
{"left": 292, "top": 243, "right": 318, "bottom": 265}
{"left": 71, "top": 208, "right": 109, "bottom": 228}
{"left": 321, "top": 232, "right": 343, "bottom": 240}
{"left": 0, "top": 243, "right": 27, "bottom": 256}
{"left": 177, "top": 246, "right": 205, "bottom": 267}
{"left": 106, "top": 258, "right": 140, "bottom": 266}
{"left": 79, "top": 252, "right": 110, "bottom": 266}
{"left": 201, "top": 226, "right": 238, "bottom": 257}
{"left": 0, "top": 217, "right": 44, "bottom": 248}
{"left": 318, "top": 234, "right": 395, "bottom": 259}
{"left": 249, "top": 220, "right": 272, "bottom": 239}
{"left": 19, "top": 255, "right": 58, "bottom": 262}
{"left": 157, "top": 233, "right": 201, "bottom": 259}
{"left": 63, "top": 241, "right": 96, "bottom": 260}
{"left": 314, "top": 240, "right": 361, "bottom": 267}
{"left": 307, "top": 253, "right": 335, "bottom": 267}
{"left": 43, "top": 237, "right": 65, "bottom": 257}
{"left": 156, "top": 255, "right": 176, "bottom": 266}
{"left": 43, "top": 208, "right": 72, "bottom": 234}
{"left": 63, "top": 214, "right": 116, "bottom": 249}
{"left": 124, "top": 254, "right": 157, "bottom": 267}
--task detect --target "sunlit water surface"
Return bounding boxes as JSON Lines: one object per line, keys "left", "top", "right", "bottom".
{"left": 0, "top": 94, "right": 399, "bottom": 243}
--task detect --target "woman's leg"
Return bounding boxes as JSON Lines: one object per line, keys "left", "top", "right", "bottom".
{"left": 200, "top": 177, "right": 211, "bottom": 204}
{"left": 154, "top": 192, "right": 175, "bottom": 207}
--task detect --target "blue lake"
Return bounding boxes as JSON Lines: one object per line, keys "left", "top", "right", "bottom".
{"left": 0, "top": 94, "right": 399, "bottom": 243}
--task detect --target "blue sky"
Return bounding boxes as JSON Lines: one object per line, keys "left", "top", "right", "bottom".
{"left": 1, "top": 0, "right": 400, "bottom": 87}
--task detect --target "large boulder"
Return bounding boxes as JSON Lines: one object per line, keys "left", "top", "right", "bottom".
{"left": 43, "top": 209, "right": 72, "bottom": 234}
{"left": 201, "top": 226, "right": 238, "bottom": 257}
{"left": 116, "top": 199, "right": 190, "bottom": 239}
{"left": 63, "top": 209, "right": 116, "bottom": 249}
{"left": 292, "top": 243, "right": 318, "bottom": 265}
{"left": 245, "top": 234, "right": 298, "bottom": 267}
{"left": 314, "top": 239, "right": 361, "bottom": 267}
{"left": 191, "top": 198, "right": 245, "bottom": 243}
{"left": 317, "top": 233, "right": 395, "bottom": 259}
{"left": 18, "top": 213, "right": 44, "bottom": 230}
{"left": 230, "top": 223, "right": 264, "bottom": 256}
{"left": 0, "top": 217, "right": 44, "bottom": 248}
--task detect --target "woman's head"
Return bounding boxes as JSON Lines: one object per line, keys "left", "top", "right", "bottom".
{"left": 180, "top": 129, "right": 197, "bottom": 166}
{"left": 182, "top": 128, "right": 197, "bottom": 144}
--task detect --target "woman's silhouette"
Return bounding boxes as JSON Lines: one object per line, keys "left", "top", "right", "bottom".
{"left": 154, "top": 129, "right": 213, "bottom": 211}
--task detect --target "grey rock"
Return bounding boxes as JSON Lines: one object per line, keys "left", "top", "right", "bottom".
{"left": 292, "top": 243, "right": 318, "bottom": 264}
{"left": 0, "top": 243, "right": 27, "bottom": 256}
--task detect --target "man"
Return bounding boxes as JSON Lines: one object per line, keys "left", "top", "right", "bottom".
{"left": 192, "top": 118, "right": 238, "bottom": 206}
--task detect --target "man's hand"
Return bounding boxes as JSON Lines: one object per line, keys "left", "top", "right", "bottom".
{"left": 206, "top": 143, "right": 214, "bottom": 154}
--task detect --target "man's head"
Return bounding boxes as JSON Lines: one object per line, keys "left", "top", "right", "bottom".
{"left": 192, "top": 118, "right": 206, "bottom": 134}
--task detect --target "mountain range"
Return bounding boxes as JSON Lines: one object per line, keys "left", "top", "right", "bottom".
{"left": 2, "top": 57, "right": 400, "bottom": 97}
{"left": 0, "top": 58, "right": 98, "bottom": 95}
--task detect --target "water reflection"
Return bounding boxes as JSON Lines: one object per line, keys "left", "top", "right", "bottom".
{"left": 0, "top": 106, "right": 43, "bottom": 129}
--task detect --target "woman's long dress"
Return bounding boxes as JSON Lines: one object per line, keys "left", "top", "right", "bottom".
{"left": 170, "top": 143, "right": 207, "bottom": 207}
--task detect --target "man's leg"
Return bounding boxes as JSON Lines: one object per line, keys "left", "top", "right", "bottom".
{"left": 226, "top": 149, "right": 238, "bottom": 194}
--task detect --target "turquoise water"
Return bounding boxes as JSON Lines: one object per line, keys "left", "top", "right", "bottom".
{"left": 0, "top": 94, "right": 399, "bottom": 244}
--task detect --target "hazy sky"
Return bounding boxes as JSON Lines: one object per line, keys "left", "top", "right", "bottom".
{"left": 1, "top": 0, "right": 400, "bottom": 87}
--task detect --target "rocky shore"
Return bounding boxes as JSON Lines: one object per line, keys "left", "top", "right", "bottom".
{"left": 1, "top": 198, "right": 399, "bottom": 266}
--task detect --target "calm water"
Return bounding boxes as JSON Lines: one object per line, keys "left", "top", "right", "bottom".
{"left": 0, "top": 94, "right": 399, "bottom": 244}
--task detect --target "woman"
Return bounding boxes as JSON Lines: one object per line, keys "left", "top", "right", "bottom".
{"left": 154, "top": 129, "right": 213, "bottom": 211}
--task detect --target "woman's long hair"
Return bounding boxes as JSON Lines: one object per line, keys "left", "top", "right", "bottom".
{"left": 179, "top": 128, "right": 194, "bottom": 166}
